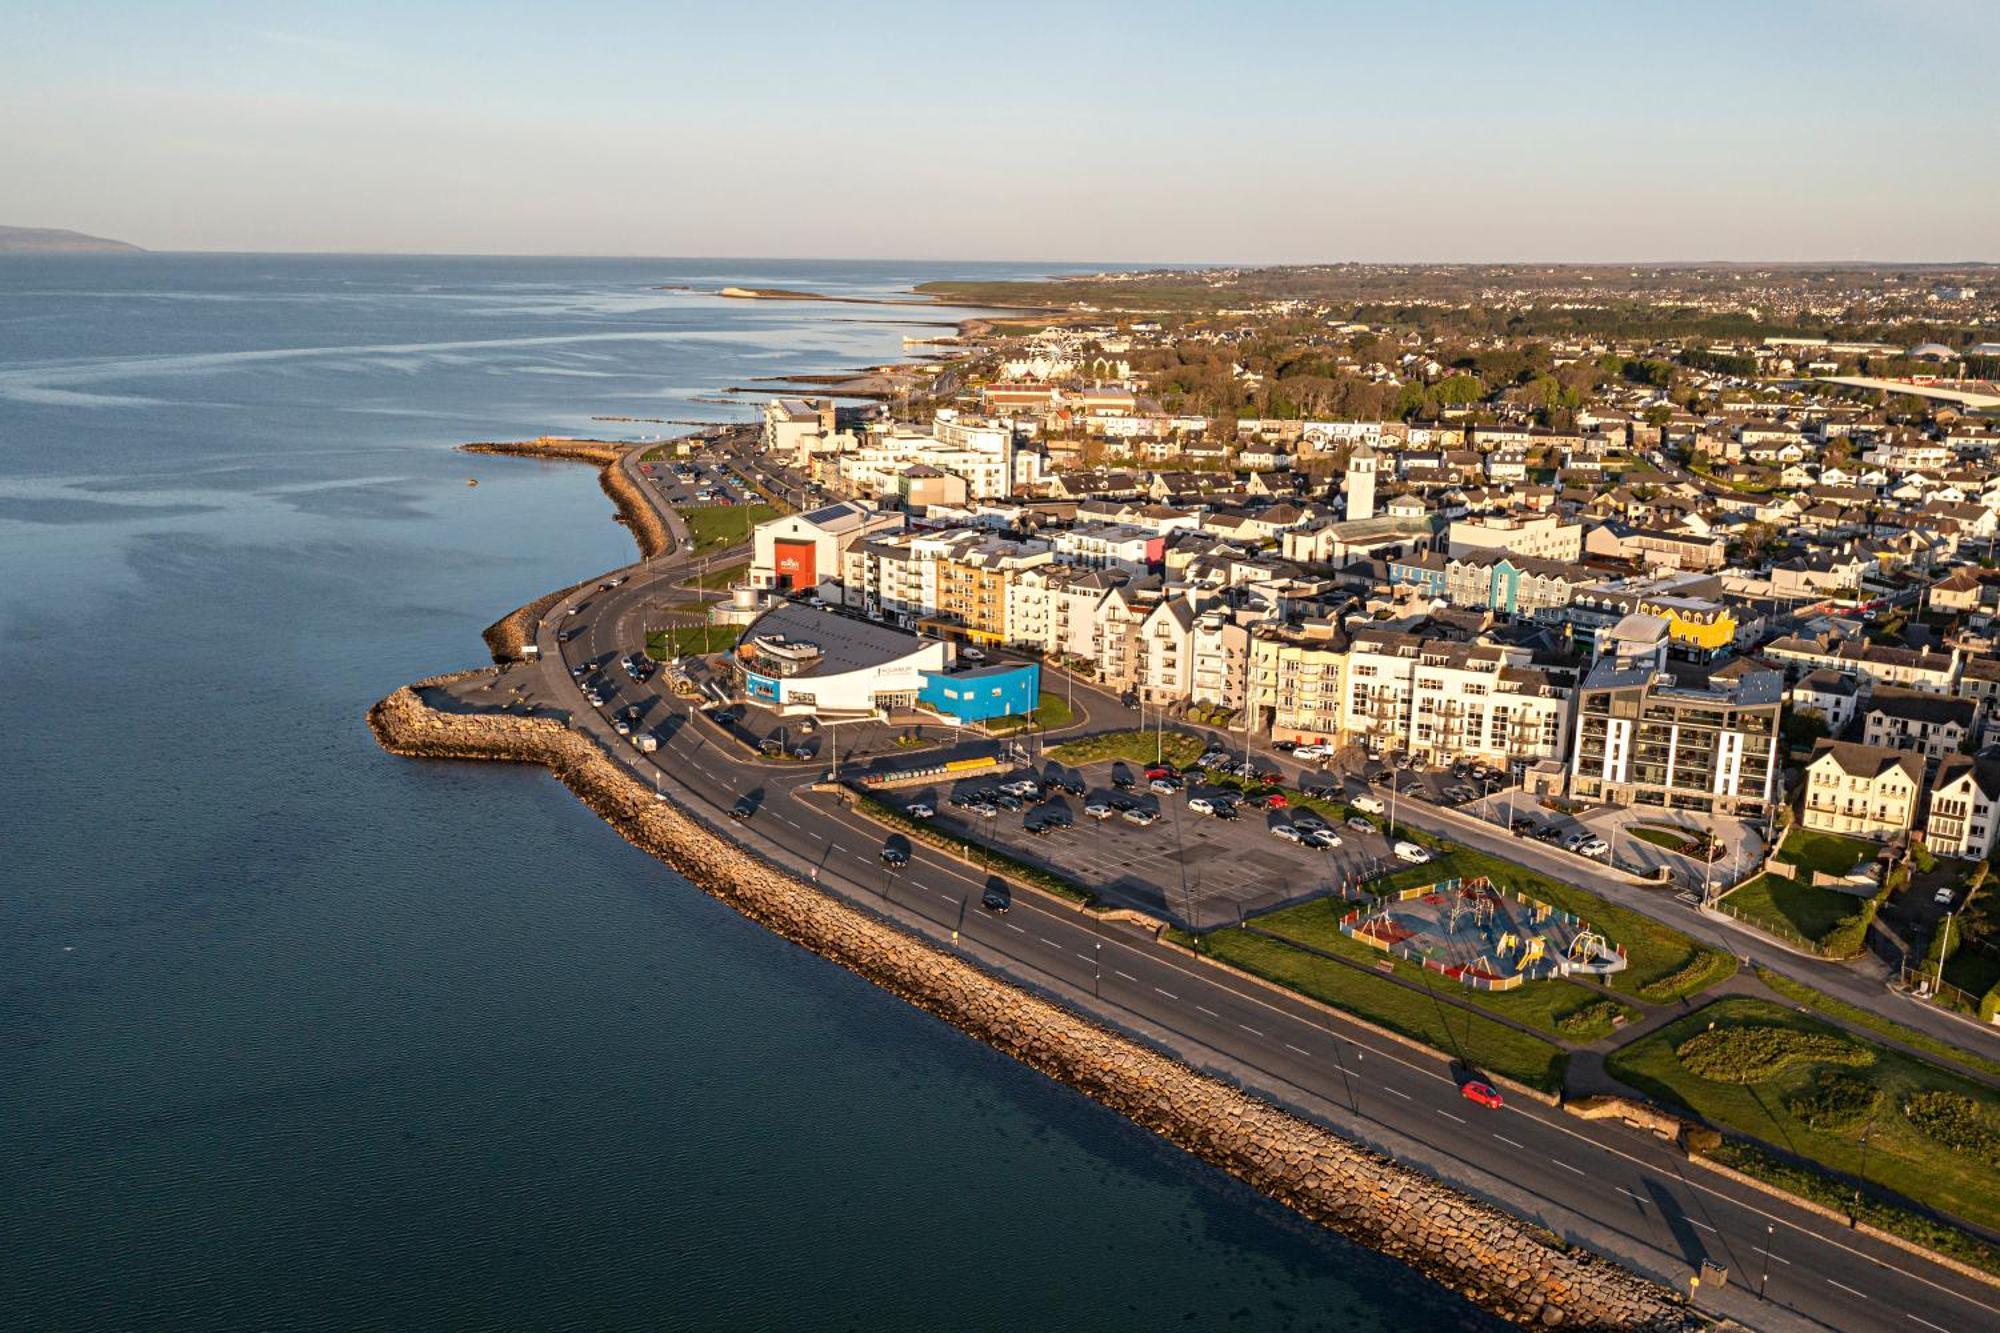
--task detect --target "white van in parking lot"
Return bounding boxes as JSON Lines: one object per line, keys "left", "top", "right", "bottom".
{"left": 1351, "top": 794, "right": 1386, "bottom": 815}
{"left": 1393, "top": 840, "right": 1431, "bottom": 864}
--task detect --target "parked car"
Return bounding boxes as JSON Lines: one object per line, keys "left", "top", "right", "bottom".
{"left": 1187, "top": 796, "right": 1217, "bottom": 816}
{"left": 1346, "top": 816, "right": 1374, "bottom": 833}
{"left": 1935, "top": 886, "right": 1956, "bottom": 905}
{"left": 996, "top": 793, "right": 1023, "bottom": 811}
{"left": 969, "top": 802, "right": 999, "bottom": 818}
{"left": 1352, "top": 795, "right": 1386, "bottom": 815}
{"left": 1259, "top": 792, "right": 1289, "bottom": 809}
{"left": 1393, "top": 841, "right": 1431, "bottom": 864}
{"left": 1085, "top": 802, "right": 1115, "bottom": 820}
{"left": 1143, "top": 764, "right": 1177, "bottom": 780}
{"left": 1212, "top": 801, "right": 1240, "bottom": 821}
{"left": 1149, "top": 777, "right": 1182, "bottom": 794}
{"left": 1509, "top": 818, "right": 1537, "bottom": 836}
{"left": 1303, "top": 829, "right": 1343, "bottom": 849}
{"left": 1270, "top": 824, "right": 1304, "bottom": 844}
{"left": 907, "top": 803, "right": 934, "bottom": 820}
{"left": 760, "top": 739, "right": 784, "bottom": 756}
{"left": 1121, "top": 808, "right": 1160, "bottom": 827}
{"left": 730, "top": 797, "right": 755, "bottom": 820}
{"left": 1108, "top": 794, "right": 1137, "bottom": 812}
{"left": 1576, "top": 837, "right": 1609, "bottom": 857}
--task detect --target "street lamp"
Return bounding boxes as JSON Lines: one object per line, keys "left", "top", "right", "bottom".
{"left": 1760, "top": 1223, "right": 1773, "bottom": 1297}
{"left": 1852, "top": 1119, "right": 1876, "bottom": 1225}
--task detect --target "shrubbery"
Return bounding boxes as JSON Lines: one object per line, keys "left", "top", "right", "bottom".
{"left": 1904, "top": 1091, "right": 2000, "bottom": 1168}
{"left": 1555, "top": 999, "right": 1627, "bottom": 1038}
{"left": 1675, "top": 1024, "right": 1873, "bottom": 1083}
{"left": 1785, "top": 1069, "right": 1881, "bottom": 1132}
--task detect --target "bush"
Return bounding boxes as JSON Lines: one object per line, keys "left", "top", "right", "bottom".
{"left": 1786, "top": 1069, "right": 1881, "bottom": 1132}
{"left": 1904, "top": 1091, "right": 2000, "bottom": 1168}
{"left": 1555, "top": 999, "right": 1627, "bottom": 1038}
{"left": 1681, "top": 1125, "right": 1722, "bottom": 1155}
{"left": 1638, "top": 950, "right": 1734, "bottom": 1004}
{"left": 1675, "top": 1024, "right": 1873, "bottom": 1084}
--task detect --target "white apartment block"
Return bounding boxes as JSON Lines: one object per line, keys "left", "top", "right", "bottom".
{"left": 1802, "top": 741, "right": 1920, "bottom": 842}
{"left": 1446, "top": 512, "right": 1584, "bottom": 563}
{"left": 1926, "top": 756, "right": 2000, "bottom": 860}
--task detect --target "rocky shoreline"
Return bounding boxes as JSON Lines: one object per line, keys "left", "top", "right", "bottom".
{"left": 460, "top": 437, "right": 670, "bottom": 558}
{"left": 368, "top": 672, "right": 1697, "bottom": 1330}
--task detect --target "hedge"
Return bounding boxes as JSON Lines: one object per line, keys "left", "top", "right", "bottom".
{"left": 1675, "top": 1024, "right": 1873, "bottom": 1083}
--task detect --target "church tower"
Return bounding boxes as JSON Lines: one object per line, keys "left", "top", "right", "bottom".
{"left": 1344, "top": 443, "right": 1377, "bottom": 523}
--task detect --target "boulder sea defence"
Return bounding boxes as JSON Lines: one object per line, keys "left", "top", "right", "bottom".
{"left": 369, "top": 672, "right": 1700, "bottom": 1330}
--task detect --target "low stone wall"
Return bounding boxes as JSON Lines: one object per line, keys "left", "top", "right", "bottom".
{"left": 1565, "top": 1095, "right": 1690, "bottom": 1142}
{"left": 462, "top": 438, "right": 671, "bottom": 558}
{"left": 369, "top": 675, "right": 1697, "bottom": 1329}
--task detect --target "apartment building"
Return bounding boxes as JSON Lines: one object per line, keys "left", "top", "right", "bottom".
{"left": 1925, "top": 755, "right": 2000, "bottom": 860}
{"left": 1446, "top": 512, "right": 1584, "bottom": 563}
{"left": 1569, "top": 615, "right": 1782, "bottom": 817}
{"left": 1801, "top": 740, "right": 1921, "bottom": 841}
{"left": 1250, "top": 622, "right": 1348, "bottom": 745}
{"left": 1860, "top": 686, "right": 1979, "bottom": 762}
{"left": 1763, "top": 636, "right": 1962, "bottom": 694}
{"left": 1342, "top": 629, "right": 1571, "bottom": 768}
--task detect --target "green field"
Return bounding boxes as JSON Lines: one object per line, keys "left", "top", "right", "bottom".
{"left": 687, "top": 560, "right": 748, "bottom": 590}
{"left": 984, "top": 690, "right": 1077, "bottom": 734}
{"left": 679, "top": 502, "right": 777, "bottom": 551}
{"left": 646, "top": 624, "right": 731, "bottom": 659}
{"left": 1752, "top": 965, "right": 2000, "bottom": 1082}
{"left": 1250, "top": 897, "right": 1640, "bottom": 1041}
{"left": 1186, "top": 928, "right": 1569, "bottom": 1091}
{"left": 1359, "top": 845, "right": 1733, "bottom": 1003}
{"left": 1607, "top": 997, "right": 2000, "bottom": 1234}
{"left": 1721, "top": 873, "right": 1867, "bottom": 950}
{"left": 1047, "top": 728, "right": 1206, "bottom": 770}
{"left": 1774, "top": 828, "right": 1876, "bottom": 876}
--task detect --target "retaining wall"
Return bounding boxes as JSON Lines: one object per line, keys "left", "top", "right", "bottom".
{"left": 368, "top": 672, "right": 1697, "bottom": 1329}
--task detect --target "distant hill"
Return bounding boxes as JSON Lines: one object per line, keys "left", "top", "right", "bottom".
{"left": 0, "top": 225, "right": 144, "bottom": 254}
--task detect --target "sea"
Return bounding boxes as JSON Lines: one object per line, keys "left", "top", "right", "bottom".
{"left": 0, "top": 255, "right": 1497, "bottom": 1332}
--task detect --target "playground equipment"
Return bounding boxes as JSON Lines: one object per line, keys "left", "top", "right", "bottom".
{"left": 1516, "top": 935, "right": 1546, "bottom": 973}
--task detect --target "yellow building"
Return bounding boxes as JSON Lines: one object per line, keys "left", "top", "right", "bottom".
{"left": 1250, "top": 625, "right": 1347, "bottom": 743}
{"left": 1635, "top": 596, "right": 1737, "bottom": 653}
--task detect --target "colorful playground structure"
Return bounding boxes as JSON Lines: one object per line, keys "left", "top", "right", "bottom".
{"left": 1338, "top": 876, "right": 1627, "bottom": 991}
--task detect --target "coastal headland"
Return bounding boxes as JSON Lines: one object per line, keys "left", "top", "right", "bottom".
{"left": 372, "top": 435, "right": 1699, "bottom": 1329}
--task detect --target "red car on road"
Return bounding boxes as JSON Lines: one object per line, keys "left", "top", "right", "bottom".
{"left": 1460, "top": 1080, "right": 1504, "bottom": 1110}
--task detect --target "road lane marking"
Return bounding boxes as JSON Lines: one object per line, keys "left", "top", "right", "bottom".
{"left": 1906, "top": 1316, "right": 1948, "bottom": 1332}
{"left": 1040, "top": 937, "right": 1062, "bottom": 949}
{"left": 1195, "top": 1005, "right": 1218, "bottom": 1017}
{"left": 1687, "top": 1218, "right": 1717, "bottom": 1234}
{"left": 1004, "top": 923, "right": 1024, "bottom": 933}
{"left": 828, "top": 843, "right": 846, "bottom": 854}
{"left": 1114, "top": 970, "right": 1139, "bottom": 982}
{"left": 1075, "top": 953, "right": 1093, "bottom": 963}
{"left": 1384, "top": 1086, "right": 1412, "bottom": 1100}
{"left": 1154, "top": 987, "right": 1178, "bottom": 1000}
{"left": 1828, "top": 1279, "right": 1867, "bottom": 1299}
{"left": 1437, "top": 1110, "right": 1466, "bottom": 1124}
{"left": 1551, "top": 1160, "right": 1587, "bottom": 1176}
{"left": 1238, "top": 1024, "right": 1264, "bottom": 1038}
{"left": 1752, "top": 1247, "right": 1789, "bottom": 1265}
{"left": 1492, "top": 1134, "right": 1525, "bottom": 1149}
{"left": 1284, "top": 1043, "right": 1310, "bottom": 1056}
{"left": 1616, "top": 1187, "right": 1647, "bottom": 1203}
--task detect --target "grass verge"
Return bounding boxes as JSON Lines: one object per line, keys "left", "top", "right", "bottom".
{"left": 1183, "top": 928, "right": 1568, "bottom": 1091}
{"left": 1607, "top": 996, "right": 2000, "bottom": 1235}
{"left": 1048, "top": 728, "right": 1206, "bottom": 770}
{"left": 984, "top": 690, "right": 1077, "bottom": 734}
{"left": 679, "top": 502, "right": 777, "bottom": 551}
{"left": 1752, "top": 965, "right": 2000, "bottom": 1082}
{"left": 688, "top": 560, "right": 748, "bottom": 590}
{"left": 646, "top": 625, "right": 731, "bottom": 659}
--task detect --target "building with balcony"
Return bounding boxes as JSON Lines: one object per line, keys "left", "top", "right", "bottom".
{"left": 1569, "top": 614, "right": 1783, "bottom": 817}
{"left": 1925, "top": 755, "right": 2000, "bottom": 860}
{"left": 1801, "top": 740, "right": 1921, "bottom": 842}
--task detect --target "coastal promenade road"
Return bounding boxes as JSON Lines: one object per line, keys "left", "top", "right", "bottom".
{"left": 521, "top": 576, "right": 1996, "bottom": 1333}
{"left": 495, "top": 435, "right": 1997, "bottom": 1332}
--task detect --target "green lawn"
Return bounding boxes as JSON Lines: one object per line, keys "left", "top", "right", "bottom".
{"left": 646, "top": 624, "right": 733, "bottom": 659}
{"left": 1047, "top": 729, "right": 1206, "bottom": 770}
{"left": 1775, "top": 827, "right": 1876, "bottom": 877}
{"left": 688, "top": 560, "right": 748, "bottom": 590}
{"left": 984, "top": 690, "right": 1077, "bottom": 734}
{"left": 1359, "top": 846, "right": 1734, "bottom": 1004}
{"left": 1753, "top": 965, "right": 2000, "bottom": 1083}
{"left": 1607, "top": 997, "right": 2000, "bottom": 1234}
{"left": 1721, "top": 873, "right": 1866, "bottom": 950}
{"left": 1189, "top": 928, "right": 1569, "bottom": 1091}
{"left": 1251, "top": 897, "right": 1640, "bottom": 1041}
{"left": 679, "top": 502, "right": 777, "bottom": 551}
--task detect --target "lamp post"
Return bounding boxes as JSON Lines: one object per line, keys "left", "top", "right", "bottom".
{"left": 1852, "top": 1119, "right": 1876, "bottom": 1225}
{"left": 1760, "top": 1223, "right": 1773, "bottom": 1297}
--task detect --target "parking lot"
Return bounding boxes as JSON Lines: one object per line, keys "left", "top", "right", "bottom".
{"left": 885, "top": 757, "right": 1409, "bottom": 929}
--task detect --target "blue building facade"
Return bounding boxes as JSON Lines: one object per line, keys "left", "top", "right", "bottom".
{"left": 917, "top": 662, "right": 1040, "bottom": 723}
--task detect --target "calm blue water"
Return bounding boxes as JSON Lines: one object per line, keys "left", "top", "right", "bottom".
{"left": 0, "top": 256, "right": 1495, "bottom": 1332}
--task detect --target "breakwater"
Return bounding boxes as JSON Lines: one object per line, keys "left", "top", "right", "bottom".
{"left": 369, "top": 674, "right": 1698, "bottom": 1330}
{"left": 460, "top": 438, "right": 670, "bottom": 558}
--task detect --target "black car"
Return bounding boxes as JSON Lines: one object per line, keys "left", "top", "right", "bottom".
{"left": 713, "top": 708, "right": 742, "bottom": 726}
{"left": 980, "top": 885, "right": 1011, "bottom": 914}
{"left": 1042, "top": 810, "right": 1074, "bottom": 828}
{"left": 1108, "top": 794, "right": 1137, "bottom": 812}
{"left": 1111, "top": 771, "right": 1135, "bottom": 790}
{"left": 1056, "top": 778, "right": 1086, "bottom": 796}
{"left": 996, "top": 793, "right": 1023, "bottom": 811}
{"left": 730, "top": 797, "right": 755, "bottom": 820}
{"left": 1024, "top": 819, "right": 1052, "bottom": 836}
{"left": 880, "top": 846, "right": 909, "bottom": 867}
{"left": 1212, "top": 801, "right": 1239, "bottom": 821}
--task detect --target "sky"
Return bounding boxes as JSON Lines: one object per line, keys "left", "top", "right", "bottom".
{"left": 3, "top": 0, "right": 1996, "bottom": 262}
